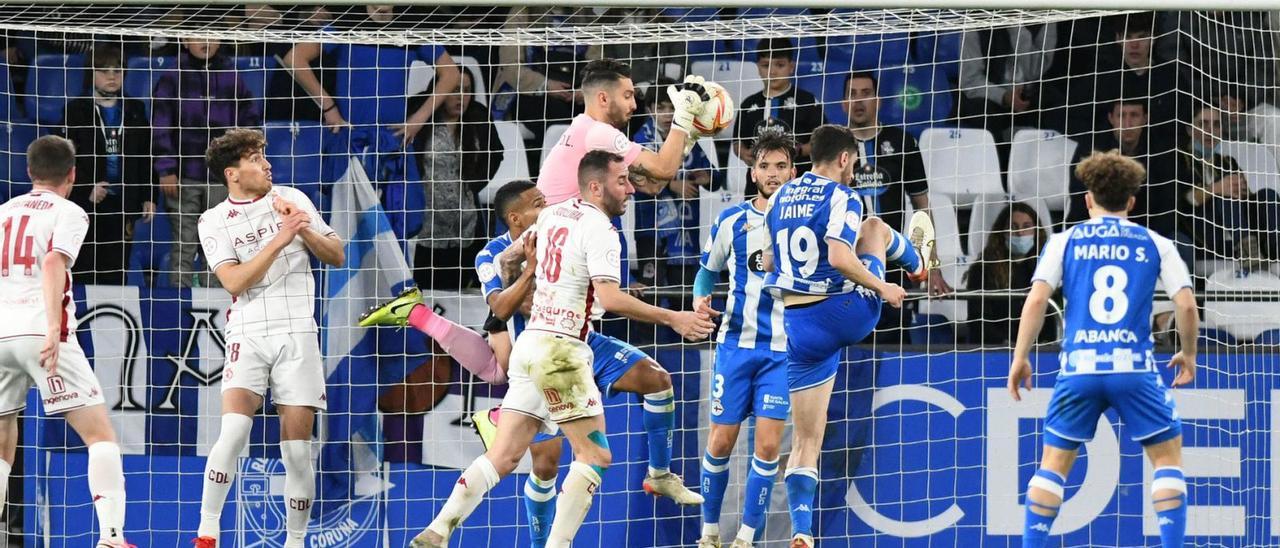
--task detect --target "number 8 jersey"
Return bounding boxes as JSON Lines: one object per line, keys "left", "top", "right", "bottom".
{"left": 526, "top": 199, "right": 623, "bottom": 340}
{"left": 1033, "top": 216, "right": 1192, "bottom": 376}
{"left": 764, "top": 172, "right": 864, "bottom": 296}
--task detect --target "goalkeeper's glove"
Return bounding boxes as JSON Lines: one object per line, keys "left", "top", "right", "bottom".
{"left": 667, "top": 75, "right": 710, "bottom": 136}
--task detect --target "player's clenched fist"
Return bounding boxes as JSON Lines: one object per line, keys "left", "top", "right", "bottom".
{"left": 273, "top": 194, "right": 299, "bottom": 217}
{"left": 281, "top": 211, "right": 311, "bottom": 237}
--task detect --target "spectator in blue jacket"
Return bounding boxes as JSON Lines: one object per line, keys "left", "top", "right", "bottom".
{"left": 152, "top": 35, "right": 262, "bottom": 288}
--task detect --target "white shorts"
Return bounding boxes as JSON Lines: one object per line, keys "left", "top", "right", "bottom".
{"left": 222, "top": 333, "right": 327, "bottom": 410}
{"left": 0, "top": 337, "right": 105, "bottom": 415}
{"left": 506, "top": 330, "right": 601, "bottom": 430}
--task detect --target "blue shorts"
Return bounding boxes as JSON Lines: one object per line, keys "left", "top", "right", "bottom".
{"left": 783, "top": 255, "right": 884, "bottom": 392}
{"left": 710, "top": 345, "right": 790, "bottom": 425}
{"left": 531, "top": 331, "right": 650, "bottom": 443}
{"left": 1043, "top": 372, "right": 1182, "bottom": 450}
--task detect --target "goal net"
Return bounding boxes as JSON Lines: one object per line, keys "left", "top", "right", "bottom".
{"left": 0, "top": 4, "right": 1272, "bottom": 547}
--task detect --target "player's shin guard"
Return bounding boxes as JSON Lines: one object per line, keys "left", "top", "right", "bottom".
{"left": 280, "top": 440, "right": 315, "bottom": 547}
{"left": 427, "top": 455, "right": 501, "bottom": 540}
{"left": 643, "top": 389, "right": 675, "bottom": 476}
{"left": 87, "top": 441, "right": 127, "bottom": 542}
{"left": 699, "top": 452, "right": 730, "bottom": 537}
{"left": 784, "top": 467, "right": 819, "bottom": 537}
{"left": 548, "top": 461, "right": 603, "bottom": 548}
{"left": 1152, "top": 467, "right": 1187, "bottom": 548}
{"left": 523, "top": 474, "right": 557, "bottom": 548}
{"left": 1023, "top": 469, "right": 1065, "bottom": 548}
{"left": 199, "top": 413, "right": 253, "bottom": 539}
{"left": 886, "top": 227, "right": 923, "bottom": 274}
{"left": 740, "top": 455, "right": 779, "bottom": 541}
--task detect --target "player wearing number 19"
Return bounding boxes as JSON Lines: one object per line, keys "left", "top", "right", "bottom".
{"left": 1008, "top": 150, "right": 1198, "bottom": 548}
{"left": 763, "top": 124, "right": 931, "bottom": 548}
{"left": 0, "top": 135, "right": 131, "bottom": 547}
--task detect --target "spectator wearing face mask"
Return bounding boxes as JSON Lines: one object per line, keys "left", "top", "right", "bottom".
{"left": 963, "top": 202, "right": 1057, "bottom": 346}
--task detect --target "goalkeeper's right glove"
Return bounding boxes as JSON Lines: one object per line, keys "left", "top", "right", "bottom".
{"left": 667, "top": 76, "right": 709, "bottom": 136}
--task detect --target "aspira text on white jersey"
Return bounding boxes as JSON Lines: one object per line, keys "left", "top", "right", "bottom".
{"left": 524, "top": 200, "right": 622, "bottom": 340}
{"left": 197, "top": 186, "right": 335, "bottom": 338}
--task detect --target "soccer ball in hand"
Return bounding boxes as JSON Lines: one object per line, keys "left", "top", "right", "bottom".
{"left": 693, "top": 81, "right": 735, "bottom": 137}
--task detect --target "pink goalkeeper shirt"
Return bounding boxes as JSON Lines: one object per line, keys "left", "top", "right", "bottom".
{"left": 537, "top": 114, "right": 644, "bottom": 205}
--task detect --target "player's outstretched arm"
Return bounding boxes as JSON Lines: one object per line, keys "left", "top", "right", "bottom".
{"left": 1008, "top": 281, "right": 1054, "bottom": 401}
{"left": 214, "top": 211, "right": 308, "bottom": 295}
{"left": 828, "top": 240, "right": 906, "bottom": 308}
{"left": 1168, "top": 287, "right": 1199, "bottom": 387}
{"left": 591, "top": 278, "right": 716, "bottom": 341}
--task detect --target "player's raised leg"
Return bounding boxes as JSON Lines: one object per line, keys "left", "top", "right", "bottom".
{"left": 473, "top": 406, "right": 564, "bottom": 548}
{"left": 196, "top": 389, "right": 261, "bottom": 545}
{"left": 607, "top": 349, "right": 703, "bottom": 505}
{"left": 359, "top": 287, "right": 507, "bottom": 383}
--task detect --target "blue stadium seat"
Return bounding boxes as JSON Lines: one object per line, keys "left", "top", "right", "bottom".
{"left": 0, "top": 123, "right": 37, "bottom": 201}
{"left": 264, "top": 121, "right": 328, "bottom": 204}
{"left": 26, "top": 54, "right": 87, "bottom": 125}
{"left": 909, "top": 314, "right": 955, "bottom": 345}
{"left": 123, "top": 55, "right": 177, "bottom": 115}
{"left": 662, "top": 8, "right": 720, "bottom": 58}
{"left": 127, "top": 210, "right": 173, "bottom": 288}
{"left": 913, "top": 32, "right": 964, "bottom": 81}
{"left": 825, "top": 33, "right": 912, "bottom": 73}
{"left": 1255, "top": 329, "right": 1280, "bottom": 345}
{"left": 0, "top": 62, "right": 14, "bottom": 122}
{"left": 876, "top": 64, "right": 955, "bottom": 139}
{"left": 233, "top": 55, "right": 275, "bottom": 113}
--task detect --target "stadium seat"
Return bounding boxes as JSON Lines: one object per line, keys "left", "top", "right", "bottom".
{"left": 1008, "top": 129, "right": 1079, "bottom": 215}
{"left": 264, "top": 121, "right": 326, "bottom": 204}
{"left": 539, "top": 123, "right": 570, "bottom": 167}
{"left": 1255, "top": 328, "right": 1280, "bottom": 345}
{"left": 698, "top": 188, "right": 738, "bottom": 252}
{"left": 690, "top": 59, "right": 763, "bottom": 140}
{"left": 824, "top": 32, "right": 912, "bottom": 73}
{"left": 1203, "top": 268, "right": 1280, "bottom": 341}
{"left": 123, "top": 55, "right": 177, "bottom": 115}
{"left": 918, "top": 127, "right": 1004, "bottom": 207}
{"left": 126, "top": 209, "right": 173, "bottom": 288}
{"left": 0, "top": 122, "right": 36, "bottom": 201}
{"left": 908, "top": 313, "right": 955, "bottom": 345}
{"left": 911, "top": 194, "right": 965, "bottom": 289}
{"left": 453, "top": 55, "right": 488, "bottom": 106}
{"left": 723, "top": 143, "right": 749, "bottom": 197}
{"left": 26, "top": 53, "right": 87, "bottom": 125}
{"left": 1219, "top": 141, "right": 1280, "bottom": 194}
{"left": 0, "top": 62, "right": 14, "bottom": 122}
{"left": 477, "top": 120, "right": 531, "bottom": 205}
{"left": 875, "top": 64, "right": 954, "bottom": 138}
{"left": 913, "top": 32, "right": 964, "bottom": 81}
{"left": 232, "top": 55, "right": 274, "bottom": 113}
{"left": 406, "top": 59, "right": 437, "bottom": 97}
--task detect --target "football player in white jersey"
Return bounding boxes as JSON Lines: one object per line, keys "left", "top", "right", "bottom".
{"left": 192, "top": 129, "right": 344, "bottom": 548}
{"left": 0, "top": 135, "right": 130, "bottom": 547}
{"left": 412, "top": 150, "right": 715, "bottom": 548}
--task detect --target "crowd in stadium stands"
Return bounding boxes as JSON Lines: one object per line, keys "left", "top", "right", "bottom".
{"left": 1, "top": 5, "right": 1279, "bottom": 345}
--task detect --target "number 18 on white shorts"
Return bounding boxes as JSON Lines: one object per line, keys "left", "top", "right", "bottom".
{"left": 222, "top": 333, "right": 328, "bottom": 410}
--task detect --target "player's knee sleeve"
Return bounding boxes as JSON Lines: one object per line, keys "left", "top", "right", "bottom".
{"left": 1028, "top": 469, "right": 1066, "bottom": 502}
{"left": 1152, "top": 466, "right": 1187, "bottom": 504}
{"left": 215, "top": 414, "right": 254, "bottom": 454}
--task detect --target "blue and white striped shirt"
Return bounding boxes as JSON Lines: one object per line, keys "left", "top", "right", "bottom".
{"left": 474, "top": 232, "right": 526, "bottom": 340}
{"left": 702, "top": 201, "right": 786, "bottom": 351}
{"left": 763, "top": 172, "right": 863, "bottom": 296}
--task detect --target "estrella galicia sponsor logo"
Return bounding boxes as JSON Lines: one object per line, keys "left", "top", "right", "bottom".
{"left": 238, "top": 458, "right": 380, "bottom": 548}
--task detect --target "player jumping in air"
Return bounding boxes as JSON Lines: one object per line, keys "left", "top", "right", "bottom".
{"left": 192, "top": 129, "right": 345, "bottom": 548}
{"left": 763, "top": 124, "right": 934, "bottom": 548}
{"left": 0, "top": 135, "right": 131, "bottom": 547}
{"left": 1008, "top": 150, "right": 1198, "bottom": 548}
{"left": 694, "top": 127, "right": 795, "bottom": 548}
{"left": 399, "top": 151, "right": 714, "bottom": 548}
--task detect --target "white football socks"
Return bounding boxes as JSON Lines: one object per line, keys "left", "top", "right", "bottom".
{"left": 427, "top": 455, "right": 501, "bottom": 540}
{"left": 547, "top": 461, "right": 602, "bottom": 548}
{"left": 198, "top": 414, "right": 253, "bottom": 539}
{"left": 87, "top": 441, "right": 127, "bottom": 542}
{"left": 280, "top": 440, "right": 314, "bottom": 547}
